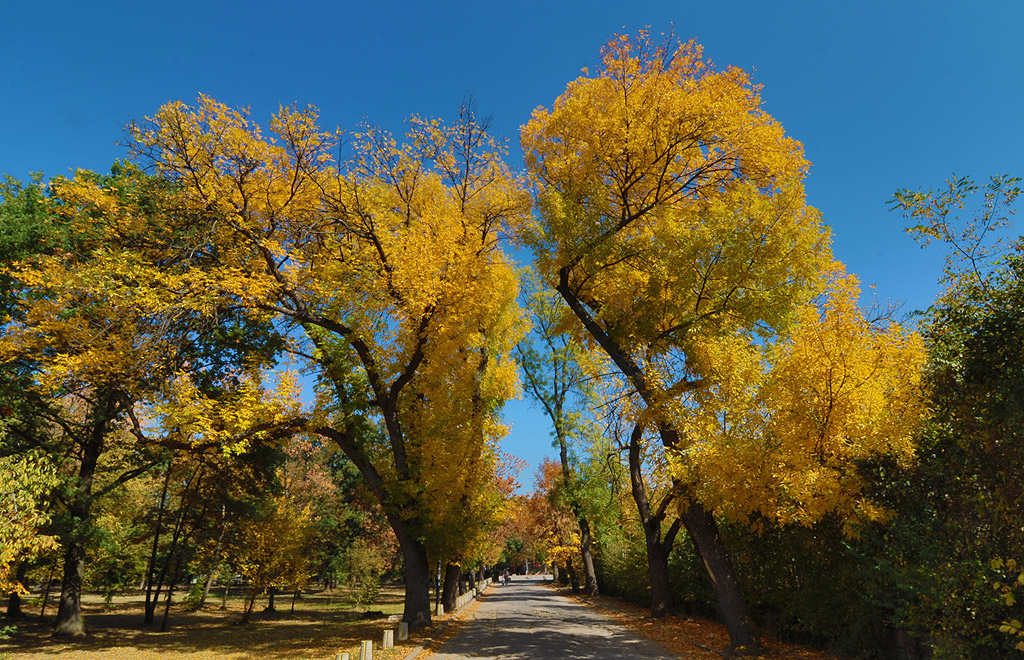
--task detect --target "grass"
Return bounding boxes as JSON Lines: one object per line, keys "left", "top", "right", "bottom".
{"left": 1, "top": 584, "right": 451, "bottom": 660}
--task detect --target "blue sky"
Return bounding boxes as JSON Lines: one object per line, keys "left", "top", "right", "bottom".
{"left": 3, "top": 1, "right": 1022, "bottom": 487}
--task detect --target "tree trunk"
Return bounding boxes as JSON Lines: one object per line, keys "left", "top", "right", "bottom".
{"left": 159, "top": 554, "right": 183, "bottom": 632}
{"left": 642, "top": 516, "right": 678, "bottom": 617}
{"left": 565, "top": 562, "right": 579, "bottom": 593}
{"left": 6, "top": 590, "right": 22, "bottom": 619}
{"left": 39, "top": 557, "right": 57, "bottom": 619}
{"left": 557, "top": 423, "right": 600, "bottom": 597}
{"left": 265, "top": 586, "right": 277, "bottom": 612}
{"left": 240, "top": 587, "right": 258, "bottom": 624}
{"left": 5, "top": 562, "right": 27, "bottom": 618}
{"left": 144, "top": 466, "right": 172, "bottom": 624}
{"left": 147, "top": 466, "right": 201, "bottom": 624}
{"left": 391, "top": 519, "right": 431, "bottom": 629}
{"left": 578, "top": 517, "right": 599, "bottom": 596}
{"left": 199, "top": 572, "right": 216, "bottom": 610}
{"left": 198, "top": 507, "right": 226, "bottom": 609}
{"left": 441, "top": 563, "right": 460, "bottom": 612}
{"left": 53, "top": 415, "right": 107, "bottom": 637}
{"left": 626, "top": 422, "right": 679, "bottom": 618}
{"left": 680, "top": 500, "right": 759, "bottom": 654}
{"left": 53, "top": 540, "right": 87, "bottom": 637}
{"left": 557, "top": 270, "right": 760, "bottom": 652}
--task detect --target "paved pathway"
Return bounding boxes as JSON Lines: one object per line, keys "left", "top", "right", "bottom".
{"left": 428, "top": 575, "right": 676, "bottom": 660}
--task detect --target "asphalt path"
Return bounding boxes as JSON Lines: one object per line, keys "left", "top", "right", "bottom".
{"left": 428, "top": 575, "right": 676, "bottom": 660}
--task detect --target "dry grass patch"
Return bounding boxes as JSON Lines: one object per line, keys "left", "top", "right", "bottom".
{"left": 1, "top": 586, "right": 454, "bottom": 660}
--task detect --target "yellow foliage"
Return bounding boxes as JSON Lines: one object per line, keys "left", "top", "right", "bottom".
{"left": 0, "top": 451, "right": 59, "bottom": 593}
{"left": 520, "top": 32, "right": 926, "bottom": 539}
{"left": 124, "top": 96, "right": 532, "bottom": 569}
{"left": 231, "top": 494, "right": 316, "bottom": 603}
{"left": 152, "top": 367, "right": 303, "bottom": 453}
{"left": 672, "top": 268, "right": 926, "bottom": 533}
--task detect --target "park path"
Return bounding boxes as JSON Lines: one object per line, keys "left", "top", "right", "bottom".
{"left": 427, "top": 575, "right": 677, "bottom": 660}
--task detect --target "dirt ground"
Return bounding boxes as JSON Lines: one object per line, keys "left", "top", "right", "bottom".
{"left": 1, "top": 585, "right": 434, "bottom": 660}
{"left": 554, "top": 587, "right": 840, "bottom": 660}
{"left": 2, "top": 581, "right": 840, "bottom": 660}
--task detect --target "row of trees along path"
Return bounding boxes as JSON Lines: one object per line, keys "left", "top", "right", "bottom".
{"left": 431, "top": 574, "right": 672, "bottom": 660}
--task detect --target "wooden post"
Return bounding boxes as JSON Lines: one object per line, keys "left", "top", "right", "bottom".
{"left": 398, "top": 622, "right": 409, "bottom": 641}
{"left": 360, "top": 640, "right": 373, "bottom": 660}
{"left": 382, "top": 629, "right": 394, "bottom": 649}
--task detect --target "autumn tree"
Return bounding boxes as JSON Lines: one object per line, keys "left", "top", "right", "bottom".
{"left": 231, "top": 493, "right": 315, "bottom": 624}
{"left": 521, "top": 32, "right": 844, "bottom": 652}
{"left": 0, "top": 448, "right": 58, "bottom": 596}
{"left": 529, "top": 458, "right": 589, "bottom": 589}
{"left": 0, "top": 164, "right": 295, "bottom": 636}
{"left": 0, "top": 176, "right": 61, "bottom": 602}
{"left": 516, "top": 273, "right": 600, "bottom": 594}
{"left": 881, "top": 174, "right": 1024, "bottom": 656}
{"left": 123, "top": 97, "right": 529, "bottom": 628}
{"left": 667, "top": 269, "right": 925, "bottom": 532}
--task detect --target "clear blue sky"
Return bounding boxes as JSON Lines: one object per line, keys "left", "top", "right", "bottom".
{"left": 3, "top": 1, "right": 1022, "bottom": 488}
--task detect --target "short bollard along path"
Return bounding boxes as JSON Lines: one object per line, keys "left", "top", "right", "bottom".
{"left": 424, "top": 575, "right": 676, "bottom": 660}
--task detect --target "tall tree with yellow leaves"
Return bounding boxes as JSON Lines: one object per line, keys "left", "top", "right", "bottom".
{"left": 521, "top": 32, "right": 923, "bottom": 652}
{"left": 516, "top": 274, "right": 600, "bottom": 594}
{"left": 123, "top": 98, "right": 529, "bottom": 628}
{"left": 0, "top": 165, "right": 298, "bottom": 636}
{"left": 671, "top": 269, "right": 925, "bottom": 532}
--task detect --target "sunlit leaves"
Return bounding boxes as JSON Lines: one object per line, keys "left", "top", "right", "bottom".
{"left": 0, "top": 448, "right": 59, "bottom": 593}
{"left": 674, "top": 270, "right": 926, "bottom": 532}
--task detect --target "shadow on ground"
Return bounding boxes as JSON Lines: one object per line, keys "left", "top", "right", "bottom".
{"left": 2, "top": 589, "right": 416, "bottom": 660}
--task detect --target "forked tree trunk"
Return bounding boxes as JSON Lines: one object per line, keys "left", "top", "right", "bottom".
{"left": 627, "top": 423, "right": 680, "bottom": 618}
{"left": 557, "top": 269, "right": 761, "bottom": 653}
{"left": 641, "top": 515, "right": 680, "bottom": 617}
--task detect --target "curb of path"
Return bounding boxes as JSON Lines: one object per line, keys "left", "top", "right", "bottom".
{"left": 400, "top": 585, "right": 488, "bottom": 660}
